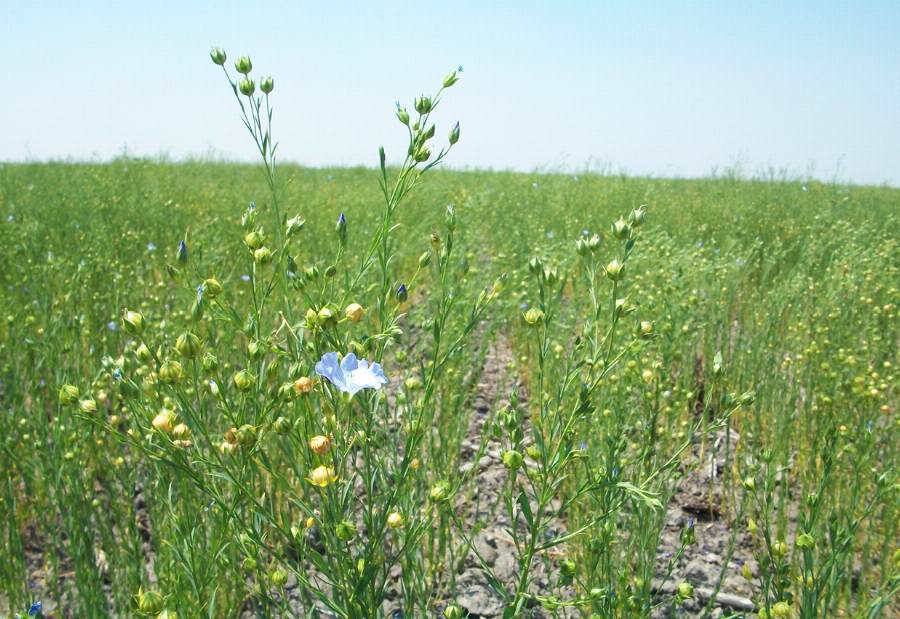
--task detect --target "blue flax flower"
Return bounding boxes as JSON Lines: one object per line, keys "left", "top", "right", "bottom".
{"left": 315, "top": 352, "right": 388, "bottom": 396}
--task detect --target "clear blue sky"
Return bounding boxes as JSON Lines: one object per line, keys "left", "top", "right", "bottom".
{"left": 3, "top": 1, "right": 899, "bottom": 185}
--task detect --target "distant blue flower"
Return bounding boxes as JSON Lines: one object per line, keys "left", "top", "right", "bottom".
{"left": 177, "top": 240, "right": 188, "bottom": 263}
{"left": 107, "top": 321, "right": 118, "bottom": 332}
{"left": 112, "top": 368, "right": 123, "bottom": 381}
{"left": 28, "top": 601, "right": 42, "bottom": 616}
{"left": 582, "top": 229, "right": 590, "bottom": 236}
{"left": 337, "top": 212, "right": 346, "bottom": 225}
{"left": 248, "top": 201, "right": 256, "bottom": 210}
{"left": 801, "top": 184, "right": 808, "bottom": 192}
{"left": 545, "top": 230, "right": 555, "bottom": 239}
{"left": 532, "top": 182, "right": 539, "bottom": 189}
{"left": 315, "top": 352, "right": 388, "bottom": 396}
{"left": 240, "top": 274, "right": 251, "bottom": 282}
{"left": 196, "top": 285, "right": 205, "bottom": 302}
{"left": 146, "top": 242, "right": 157, "bottom": 252}
{"left": 6, "top": 214, "right": 13, "bottom": 222}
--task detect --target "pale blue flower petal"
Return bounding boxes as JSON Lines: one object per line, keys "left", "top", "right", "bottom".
{"left": 315, "top": 352, "right": 348, "bottom": 391}
{"left": 316, "top": 352, "right": 388, "bottom": 396}
{"left": 340, "top": 352, "right": 359, "bottom": 373}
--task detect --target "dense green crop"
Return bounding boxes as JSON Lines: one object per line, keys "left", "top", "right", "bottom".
{"left": 0, "top": 51, "right": 897, "bottom": 619}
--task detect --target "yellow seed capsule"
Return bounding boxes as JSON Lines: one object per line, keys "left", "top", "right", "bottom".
{"left": 152, "top": 411, "right": 174, "bottom": 433}
{"left": 305, "top": 516, "right": 315, "bottom": 529}
{"left": 345, "top": 303, "right": 365, "bottom": 322}
{"left": 307, "top": 465, "right": 337, "bottom": 488}
{"left": 387, "top": 512, "right": 404, "bottom": 529}
{"left": 308, "top": 435, "right": 332, "bottom": 455}
{"left": 294, "top": 376, "right": 314, "bottom": 394}
{"left": 410, "top": 457, "right": 420, "bottom": 470}
{"left": 172, "top": 423, "right": 191, "bottom": 440}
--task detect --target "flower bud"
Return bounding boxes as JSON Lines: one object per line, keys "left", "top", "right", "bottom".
{"left": 123, "top": 309, "right": 145, "bottom": 335}
{"left": 158, "top": 360, "right": 183, "bottom": 384}
{"left": 239, "top": 78, "right": 255, "bottom": 96}
{"left": 575, "top": 238, "right": 589, "bottom": 256}
{"left": 201, "top": 351, "right": 218, "bottom": 372}
{"left": 79, "top": 397, "right": 98, "bottom": 414}
{"left": 395, "top": 105, "right": 410, "bottom": 126}
{"left": 443, "top": 604, "right": 463, "bottom": 619}
{"left": 588, "top": 234, "right": 602, "bottom": 252}
{"left": 336, "top": 212, "right": 347, "bottom": 246}
{"left": 772, "top": 540, "right": 788, "bottom": 559}
{"left": 639, "top": 320, "right": 654, "bottom": 339}
{"left": 236, "top": 424, "right": 257, "bottom": 448}
{"left": 307, "top": 465, "right": 337, "bottom": 488}
{"left": 611, "top": 218, "right": 631, "bottom": 240}
{"left": 317, "top": 306, "right": 336, "bottom": 327}
{"left": 676, "top": 582, "right": 694, "bottom": 600}
{"left": 414, "top": 95, "right": 433, "bottom": 114}
{"left": 135, "top": 343, "right": 152, "bottom": 362}
{"left": 448, "top": 121, "right": 460, "bottom": 145}
{"left": 253, "top": 247, "right": 272, "bottom": 264}
{"left": 234, "top": 56, "right": 252, "bottom": 74}
{"left": 59, "top": 384, "right": 80, "bottom": 405}
{"left": 308, "top": 434, "right": 332, "bottom": 455}
{"left": 502, "top": 449, "right": 524, "bottom": 470}
{"left": 413, "top": 146, "right": 431, "bottom": 162}
{"left": 191, "top": 298, "right": 204, "bottom": 321}
{"left": 742, "top": 476, "right": 756, "bottom": 491}
{"left": 202, "top": 278, "right": 223, "bottom": 299}
{"left": 135, "top": 589, "right": 164, "bottom": 614}
{"left": 269, "top": 567, "right": 288, "bottom": 587}
{"left": 260, "top": 76, "right": 274, "bottom": 94}
{"left": 233, "top": 369, "right": 254, "bottom": 391}
{"left": 795, "top": 532, "right": 815, "bottom": 549}
{"left": 418, "top": 251, "right": 432, "bottom": 268}
{"left": 771, "top": 601, "right": 792, "bottom": 618}
{"left": 629, "top": 206, "right": 646, "bottom": 227}
{"left": 244, "top": 229, "right": 264, "bottom": 250}
{"left": 175, "top": 332, "right": 201, "bottom": 359}
{"left": 209, "top": 47, "right": 226, "bottom": 65}
{"left": 430, "top": 480, "right": 452, "bottom": 502}
{"left": 177, "top": 240, "right": 189, "bottom": 264}
{"left": 680, "top": 518, "right": 696, "bottom": 545}
{"left": 273, "top": 416, "right": 290, "bottom": 434}
{"left": 524, "top": 307, "right": 545, "bottom": 326}
{"left": 396, "top": 284, "right": 408, "bottom": 302}
{"left": 345, "top": 303, "right": 365, "bottom": 322}
{"left": 286, "top": 215, "right": 305, "bottom": 237}
{"left": 335, "top": 520, "right": 357, "bottom": 541}
{"left": 387, "top": 511, "right": 404, "bottom": 529}
{"left": 604, "top": 259, "right": 624, "bottom": 282}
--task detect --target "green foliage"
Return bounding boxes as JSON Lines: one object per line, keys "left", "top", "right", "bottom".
{"left": 0, "top": 50, "right": 897, "bottom": 618}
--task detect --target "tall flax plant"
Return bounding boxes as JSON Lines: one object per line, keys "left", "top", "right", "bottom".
{"left": 70, "top": 49, "right": 495, "bottom": 617}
